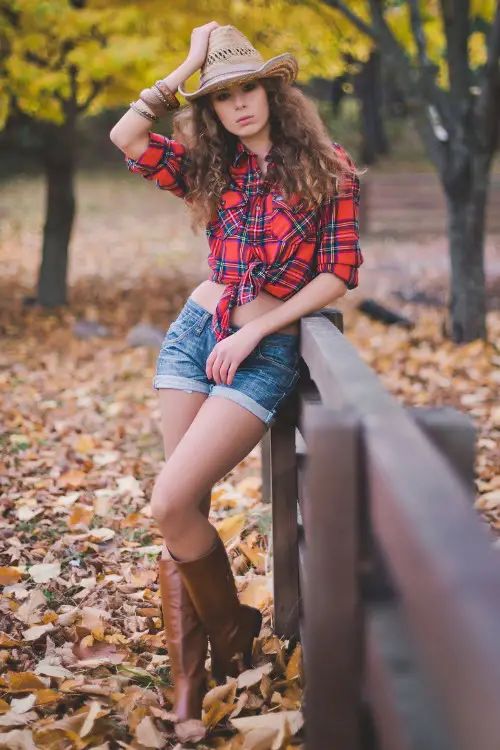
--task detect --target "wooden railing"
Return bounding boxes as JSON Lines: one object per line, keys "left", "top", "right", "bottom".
{"left": 260, "top": 307, "right": 500, "bottom": 750}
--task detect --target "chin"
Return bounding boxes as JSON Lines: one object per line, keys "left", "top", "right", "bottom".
{"left": 239, "top": 122, "right": 260, "bottom": 134}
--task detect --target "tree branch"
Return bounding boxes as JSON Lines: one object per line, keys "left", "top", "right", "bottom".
{"left": 320, "top": 0, "right": 378, "bottom": 41}
{"left": 438, "top": 0, "right": 471, "bottom": 104}
{"left": 76, "top": 78, "right": 109, "bottom": 114}
{"left": 475, "top": 0, "right": 500, "bottom": 153}
{"left": 407, "top": 0, "right": 433, "bottom": 72}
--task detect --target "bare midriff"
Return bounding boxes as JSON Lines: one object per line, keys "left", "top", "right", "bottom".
{"left": 188, "top": 280, "right": 299, "bottom": 336}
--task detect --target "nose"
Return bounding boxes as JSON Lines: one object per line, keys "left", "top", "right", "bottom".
{"left": 233, "top": 92, "right": 247, "bottom": 107}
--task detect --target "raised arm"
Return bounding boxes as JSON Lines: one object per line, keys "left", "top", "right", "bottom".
{"left": 109, "top": 22, "right": 220, "bottom": 196}
{"left": 109, "top": 58, "right": 197, "bottom": 160}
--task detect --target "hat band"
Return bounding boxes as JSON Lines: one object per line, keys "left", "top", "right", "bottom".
{"left": 200, "top": 62, "right": 263, "bottom": 87}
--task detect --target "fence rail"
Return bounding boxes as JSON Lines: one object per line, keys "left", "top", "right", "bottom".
{"left": 261, "top": 306, "right": 500, "bottom": 750}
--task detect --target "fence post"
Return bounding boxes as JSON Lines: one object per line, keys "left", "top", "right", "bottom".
{"left": 301, "top": 403, "right": 363, "bottom": 750}
{"left": 268, "top": 403, "right": 300, "bottom": 640}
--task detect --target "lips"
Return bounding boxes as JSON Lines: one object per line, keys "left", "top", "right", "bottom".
{"left": 237, "top": 116, "right": 253, "bottom": 123}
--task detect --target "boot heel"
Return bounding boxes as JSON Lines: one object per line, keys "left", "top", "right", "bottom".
{"left": 242, "top": 606, "right": 262, "bottom": 668}
{"left": 252, "top": 608, "right": 262, "bottom": 638}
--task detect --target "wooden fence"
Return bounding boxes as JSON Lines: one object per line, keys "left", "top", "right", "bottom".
{"left": 261, "top": 307, "right": 500, "bottom": 750}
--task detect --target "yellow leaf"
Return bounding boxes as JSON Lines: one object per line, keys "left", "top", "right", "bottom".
{"left": 215, "top": 513, "right": 247, "bottom": 544}
{"left": 0, "top": 567, "right": 23, "bottom": 585}
{"left": 240, "top": 577, "right": 272, "bottom": 609}
{"left": 74, "top": 434, "right": 95, "bottom": 453}
{"left": 285, "top": 643, "right": 302, "bottom": 681}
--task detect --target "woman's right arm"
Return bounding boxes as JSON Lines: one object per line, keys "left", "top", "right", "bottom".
{"left": 109, "top": 58, "right": 199, "bottom": 158}
{"left": 109, "top": 21, "right": 220, "bottom": 158}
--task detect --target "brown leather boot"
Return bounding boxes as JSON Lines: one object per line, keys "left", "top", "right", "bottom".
{"left": 168, "top": 531, "right": 262, "bottom": 684}
{"left": 158, "top": 554, "right": 208, "bottom": 721}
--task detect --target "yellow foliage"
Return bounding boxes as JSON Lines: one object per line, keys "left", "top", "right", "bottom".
{"left": 0, "top": 0, "right": 496, "bottom": 129}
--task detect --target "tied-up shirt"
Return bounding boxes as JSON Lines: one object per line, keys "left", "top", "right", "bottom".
{"left": 125, "top": 132, "right": 364, "bottom": 342}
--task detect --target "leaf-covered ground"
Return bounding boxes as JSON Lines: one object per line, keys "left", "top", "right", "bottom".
{"left": 0, "top": 170, "right": 499, "bottom": 749}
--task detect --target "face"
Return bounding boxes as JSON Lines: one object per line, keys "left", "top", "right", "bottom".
{"left": 209, "top": 80, "right": 270, "bottom": 137}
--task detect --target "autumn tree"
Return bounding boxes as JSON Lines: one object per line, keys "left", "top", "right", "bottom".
{"left": 0, "top": 0, "right": 184, "bottom": 307}
{"left": 5, "top": 0, "right": 497, "bottom": 344}
{"left": 0, "top": 0, "right": 360, "bottom": 309}
{"left": 323, "top": 0, "right": 500, "bottom": 342}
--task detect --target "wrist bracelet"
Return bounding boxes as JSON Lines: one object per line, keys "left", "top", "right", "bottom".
{"left": 153, "top": 83, "right": 169, "bottom": 105}
{"left": 129, "top": 101, "right": 159, "bottom": 122}
{"left": 154, "top": 79, "right": 181, "bottom": 108}
{"left": 138, "top": 79, "right": 180, "bottom": 117}
{"left": 139, "top": 89, "right": 169, "bottom": 117}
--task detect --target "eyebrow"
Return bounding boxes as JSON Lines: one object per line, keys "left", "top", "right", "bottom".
{"left": 214, "top": 82, "right": 254, "bottom": 97}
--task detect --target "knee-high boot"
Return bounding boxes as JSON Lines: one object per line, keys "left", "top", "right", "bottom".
{"left": 158, "top": 552, "right": 209, "bottom": 721}
{"left": 167, "top": 530, "right": 262, "bottom": 684}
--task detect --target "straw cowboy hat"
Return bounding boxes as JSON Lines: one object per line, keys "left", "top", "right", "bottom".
{"left": 178, "top": 24, "right": 298, "bottom": 101}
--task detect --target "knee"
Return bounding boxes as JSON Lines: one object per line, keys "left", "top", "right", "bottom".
{"left": 150, "top": 473, "right": 190, "bottom": 530}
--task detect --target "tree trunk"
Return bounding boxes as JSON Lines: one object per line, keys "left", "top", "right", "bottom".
{"left": 444, "top": 165, "right": 489, "bottom": 342}
{"left": 37, "top": 117, "right": 76, "bottom": 307}
{"left": 354, "top": 51, "right": 388, "bottom": 164}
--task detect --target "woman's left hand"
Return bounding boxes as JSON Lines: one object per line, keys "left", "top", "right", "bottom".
{"left": 206, "top": 326, "right": 261, "bottom": 385}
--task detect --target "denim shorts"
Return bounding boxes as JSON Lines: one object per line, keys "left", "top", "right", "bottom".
{"left": 153, "top": 296, "right": 301, "bottom": 429}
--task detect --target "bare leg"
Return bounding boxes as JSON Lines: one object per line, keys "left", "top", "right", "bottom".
{"left": 155, "top": 389, "right": 212, "bottom": 560}
{"left": 150, "top": 395, "right": 267, "bottom": 562}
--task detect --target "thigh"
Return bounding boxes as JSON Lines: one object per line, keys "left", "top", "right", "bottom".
{"left": 158, "top": 389, "right": 209, "bottom": 460}
{"left": 160, "top": 395, "right": 268, "bottom": 503}
{"left": 158, "top": 389, "right": 212, "bottom": 518}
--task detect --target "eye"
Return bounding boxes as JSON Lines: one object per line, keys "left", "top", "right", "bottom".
{"left": 243, "top": 82, "right": 256, "bottom": 91}
{"left": 215, "top": 90, "right": 230, "bottom": 101}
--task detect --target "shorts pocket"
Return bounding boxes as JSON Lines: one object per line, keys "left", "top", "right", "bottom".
{"left": 164, "top": 312, "right": 200, "bottom": 346}
{"left": 257, "top": 337, "right": 299, "bottom": 375}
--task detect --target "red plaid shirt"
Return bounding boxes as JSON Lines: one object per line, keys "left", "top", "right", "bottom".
{"left": 125, "top": 132, "right": 363, "bottom": 341}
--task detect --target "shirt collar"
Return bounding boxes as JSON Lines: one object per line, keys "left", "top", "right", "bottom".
{"left": 232, "top": 139, "right": 276, "bottom": 167}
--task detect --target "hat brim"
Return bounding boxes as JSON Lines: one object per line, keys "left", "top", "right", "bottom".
{"left": 178, "top": 53, "right": 298, "bottom": 101}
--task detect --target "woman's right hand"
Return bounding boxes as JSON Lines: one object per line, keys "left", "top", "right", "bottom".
{"left": 186, "top": 21, "right": 221, "bottom": 70}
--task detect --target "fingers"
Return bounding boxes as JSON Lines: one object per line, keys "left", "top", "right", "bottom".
{"left": 206, "top": 351, "right": 236, "bottom": 386}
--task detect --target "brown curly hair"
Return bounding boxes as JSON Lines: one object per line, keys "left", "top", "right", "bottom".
{"left": 171, "top": 76, "right": 365, "bottom": 232}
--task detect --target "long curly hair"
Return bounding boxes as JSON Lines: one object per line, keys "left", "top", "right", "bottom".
{"left": 171, "top": 76, "right": 365, "bottom": 231}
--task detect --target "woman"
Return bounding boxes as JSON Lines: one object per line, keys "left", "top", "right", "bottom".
{"left": 110, "top": 21, "right": 364, "bottom": 724}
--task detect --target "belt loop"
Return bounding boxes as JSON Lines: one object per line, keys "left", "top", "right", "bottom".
{"left": 197, "top": 309, "right": 211, "bottom": 334}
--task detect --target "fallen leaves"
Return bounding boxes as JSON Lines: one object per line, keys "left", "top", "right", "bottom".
{"left": 0, "top": 299, "right": 303, "bottom": 747}
{"left": 349, "top": 305, "right": 500, "bottom": 524}
{"left": 2, "top": 175, "right": 499, "bottom": 749}
{"left": 229, "top": 710, "right": 303, "bottom": 750}
{"left": 27, "top": 563, "right": 61, "bottom": 584}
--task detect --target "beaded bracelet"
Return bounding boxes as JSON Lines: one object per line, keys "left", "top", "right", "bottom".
{"left": 129, "top": 101, "right": 159, "bottom": 122}
{"left": 139, "top": 79, "right": 181, "bottom": 117}
{"left": 154, "top": 79, "right": 180, "bottom": 107}
{"left": 138, "top": 90, "right": 167, "bottom": 117}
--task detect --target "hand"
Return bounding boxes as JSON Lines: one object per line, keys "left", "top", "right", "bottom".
{"left": 206, "top": 325, "right": 261, "bottom": 386}
{"left": 186, "top": 21, "right": 221, "bottom": 70}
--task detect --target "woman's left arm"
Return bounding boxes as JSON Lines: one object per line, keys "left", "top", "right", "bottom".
{"left": 246, "top": 146, "right": 364, "bottom": 340}
{"left": 206, "top": 273, "right": 347, "bottom": 384}
{"left": 244, "top": 272, "right": 348, "bottom": 339}
{"left": 206, "top": 146, "right": 363, "bottom": 383}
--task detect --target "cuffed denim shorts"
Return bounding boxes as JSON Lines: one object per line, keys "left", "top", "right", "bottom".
{"left": 153, "top": 296, "right": 301, "bottom": 430}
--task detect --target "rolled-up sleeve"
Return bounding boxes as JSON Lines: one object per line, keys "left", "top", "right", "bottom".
{"left": 314, "top": 144, "right": 364, "bottom": 290}
{"left": 125, "top": 131, "right": 190, "bottom": 199}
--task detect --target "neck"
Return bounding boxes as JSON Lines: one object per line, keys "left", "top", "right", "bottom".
{"left": 238, "top": 127, "right": 272, "bottom": 160}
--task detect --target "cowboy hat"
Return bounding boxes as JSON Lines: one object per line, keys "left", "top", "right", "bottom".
{"left": 178, "top": 24, "right": 298, "bottom": 101}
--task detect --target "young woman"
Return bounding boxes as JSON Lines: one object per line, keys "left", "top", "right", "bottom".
{"left": 110, "top": 21, "right": 363, "bottom": 725}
